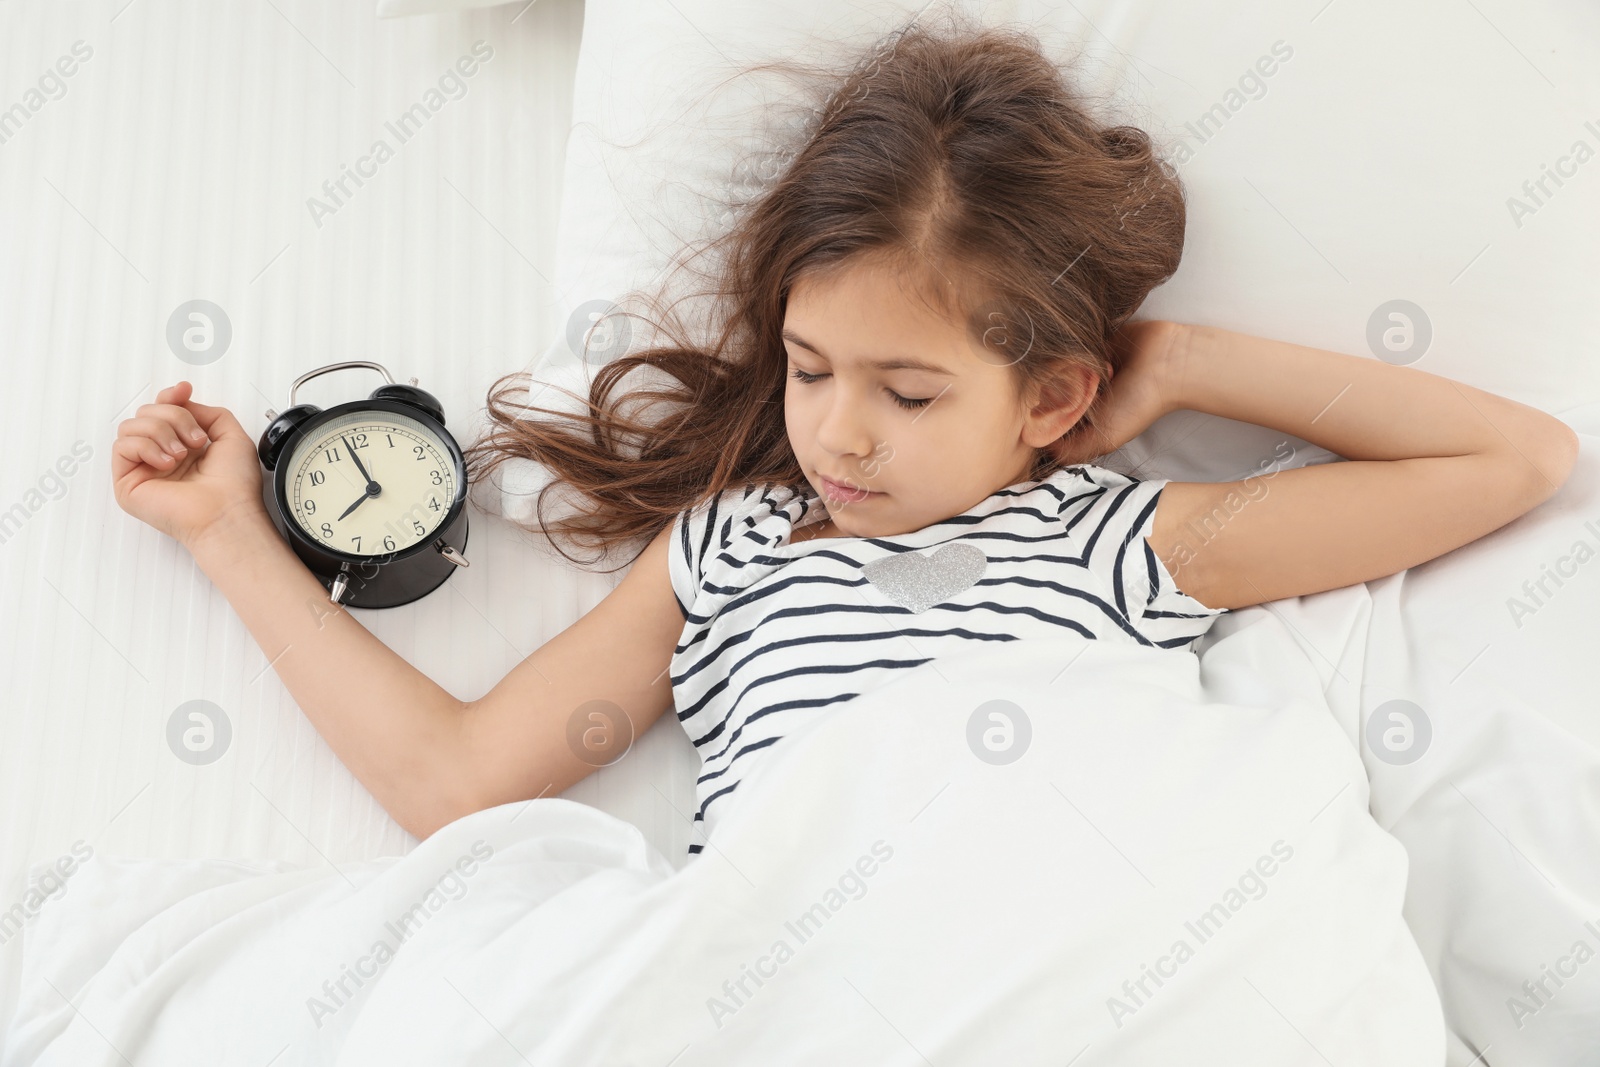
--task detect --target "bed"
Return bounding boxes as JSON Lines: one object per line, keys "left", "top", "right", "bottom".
{"left": 2, "top": 0, "right": 1598, "bottom": 1063}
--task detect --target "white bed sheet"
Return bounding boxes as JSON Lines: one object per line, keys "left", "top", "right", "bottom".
{"left": 6, "top": 631, "right": 1448, "bottom": 1066}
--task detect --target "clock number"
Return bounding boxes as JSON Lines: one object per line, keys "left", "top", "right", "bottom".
{"left": 413, "top": 445, "right": 426, "bottom": 461}
{"left": 351, "top": 433, "right": 368, "bottom": 449}
{"left": 412, "top": 519, "right": 425, "bottom": 535}
{"left": 429, "top": 496, "right": 440, "bottom": 512}
{"left": 429, "top": 469, "right": 442, "bottom": 485}
{"left": 325, "top": 447, "right": 341, "bottom": 464}
{"left": 352, "top": 536, "right": 361, "bottom": 551}
{"left": 386, "top": 434, "right": 396, "bottom": 448}
{"left": 383, "top": 535, "right": 396, "bottom": 551}
{"left": 320, "top": 523, "right": 333, "bottom": 538}
{"left": 304, "top": 499, "right": 317, "bottom": 515}
{"left": 309, "top": 470, "right": 325, "bottom": 486}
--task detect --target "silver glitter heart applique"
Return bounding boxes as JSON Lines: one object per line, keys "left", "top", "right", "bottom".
{"left": 862, "top": 543, "right": 987, "bottom": 614}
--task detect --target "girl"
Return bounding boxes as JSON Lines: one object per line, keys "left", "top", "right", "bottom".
{"left": 112, "top": 18, "right": 1577, "bottom": 858}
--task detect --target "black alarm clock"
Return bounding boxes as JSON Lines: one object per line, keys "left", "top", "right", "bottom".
{"left": 257, "top": 360, "right": 470, "bottom": 609}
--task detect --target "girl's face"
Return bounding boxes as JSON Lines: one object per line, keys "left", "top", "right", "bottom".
{"left": 782, "top": 256, "right": 1087, "bottom": 537}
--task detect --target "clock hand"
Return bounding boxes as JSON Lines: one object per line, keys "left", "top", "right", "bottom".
{"left": 342, "top": 435, "right": 381, "bottom": 492}
{"left": 338, "top": 487, "right": 375, "bottom": 520}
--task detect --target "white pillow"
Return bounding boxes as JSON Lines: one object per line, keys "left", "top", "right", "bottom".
{"left": 531, "top": 0, "right": 1598, "bottom": 497}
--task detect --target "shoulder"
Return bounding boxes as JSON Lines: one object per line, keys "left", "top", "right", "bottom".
{"left": 674, "top": 480, "right": 807, "bottom": 545}
{"left": 1040, "top": 464, "right": 1159, "bottom": 532}
{"left": 1042, "top": 464, "right": 1231, "bottom": 643}
{"left": 667, "top": 480, "right": 813, "bottom": 618}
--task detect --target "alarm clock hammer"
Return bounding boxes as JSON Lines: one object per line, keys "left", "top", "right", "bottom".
{"left": 258, "top": 360, "right": 471, "bottom": 610}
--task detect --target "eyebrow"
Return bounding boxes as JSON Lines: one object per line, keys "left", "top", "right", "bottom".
{"left": 781, "top": 328, "right": 955, "bottom": 376}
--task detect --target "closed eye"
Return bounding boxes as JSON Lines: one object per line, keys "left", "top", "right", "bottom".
{"left": 789, "top": 367, "right": 931, "bottom": 411}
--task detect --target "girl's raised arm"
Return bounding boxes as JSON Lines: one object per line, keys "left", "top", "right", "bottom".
{"left": 1141, "top": 325, "right": 1580, "bottom": 611}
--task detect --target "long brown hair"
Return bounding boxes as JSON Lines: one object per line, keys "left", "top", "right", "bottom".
{"left": 464, "top": 10, "right": 1185, "bottom": 572}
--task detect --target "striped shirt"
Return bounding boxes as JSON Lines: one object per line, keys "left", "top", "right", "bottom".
{"left": 667, "top": 464, "right": 1230, "bottom": 857}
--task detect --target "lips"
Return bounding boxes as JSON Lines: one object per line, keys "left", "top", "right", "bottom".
{"left": 820, "top": 475, "right": 879, "bottom": 504}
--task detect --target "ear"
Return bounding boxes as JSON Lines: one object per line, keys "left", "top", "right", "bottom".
{"left": 1019, "top": 363, "right": 1101, "bottom": 450}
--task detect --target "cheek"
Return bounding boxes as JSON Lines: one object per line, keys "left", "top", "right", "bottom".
{"left": 782, "top": 385, "right": 807, "bottom": 439}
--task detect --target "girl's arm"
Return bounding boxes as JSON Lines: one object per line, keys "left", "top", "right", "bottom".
{"left": 115, "top": 381, "right": 653, "bottom": 843}
{"left": 188, "top": 510, "right": 475, "bottom": 839}
{"left": 116, "top": 379, "right": 480, "bottom": 838}
{"left": 188, "top": 512, "right": 682, "bottom": 841}
{"left": 1147, "top": 324, "right": 1580, "bottom": 610}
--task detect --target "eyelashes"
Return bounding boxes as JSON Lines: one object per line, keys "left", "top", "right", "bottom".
{"left": 789, "top": 367, "right": 932, "bottom": 411}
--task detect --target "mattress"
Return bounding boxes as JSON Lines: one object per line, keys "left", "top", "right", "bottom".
{"left": 0, "top": 0, "right": 704, "bottom": 1043}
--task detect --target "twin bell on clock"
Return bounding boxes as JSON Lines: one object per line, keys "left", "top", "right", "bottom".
{"left": 257, "top": 361, "right": 470, "bottom": 609}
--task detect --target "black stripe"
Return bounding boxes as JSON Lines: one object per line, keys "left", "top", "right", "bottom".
{"left": 681, "top": 597, "right": 1095, "bottom": 685}
{"left": 1140, "top": 520, "right": 1162, "bottom": 613}
{"left": 696, "top": 779, "right": 740, "bottom": 820}
{"left": 1140, "top": 538, "right": 1226, "bottom": 618}
{"left": 1111, "top": 484, "right": 1161, "bottom": 618}
{"left": 699, "top": 691, "right": 860, "bottom": 766}
{"left": 697, "top": 734, "right": 785, "bottom": 784}
{"left": 671, "top": 576, "right": 1136, "bottom": 697}
{"left": 709, "top": 623, "right": 1017, "bottom": 696}
{"left": 688, "top": 657, "right": 933, "bottom": 745}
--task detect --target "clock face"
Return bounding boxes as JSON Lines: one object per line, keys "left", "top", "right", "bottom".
{"left": 283, "top": 409, "right": 458, "bottom": 558}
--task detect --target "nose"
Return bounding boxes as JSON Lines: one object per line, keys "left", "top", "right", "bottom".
{"left": 813, "top": 382, "right": 878, "bottom": 471}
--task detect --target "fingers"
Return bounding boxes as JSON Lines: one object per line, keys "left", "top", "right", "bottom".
{"left": 134, "top": 402, "right": 209, "bottom": 449}
{"left": 173, "top": 391, "right": 248, "bottom": 441}
{"left": 119, "top": 414, "right": 194, "bottom": 460}
{"left": 112, "top": 433, "right": 180, "bottom": 476}
{"left": 156, "top": 381, "right": 192, "bottom": 405}
{"left": 148, "top": 380, "right": 248, "bottom": 444}
{"left": 112, "top": 381, "right": 215, "bottom": 489}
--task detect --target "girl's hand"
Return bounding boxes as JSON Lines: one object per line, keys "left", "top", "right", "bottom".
{"left": 1051, "top": 320, "right": 1188, "bottom": 467}
{"left": 112, "top": 381, "right": 269, "bottom": 550}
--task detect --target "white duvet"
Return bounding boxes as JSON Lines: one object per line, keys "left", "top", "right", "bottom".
{"left": 3, "top": 630, "right": 1443, "bottom": 1066}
